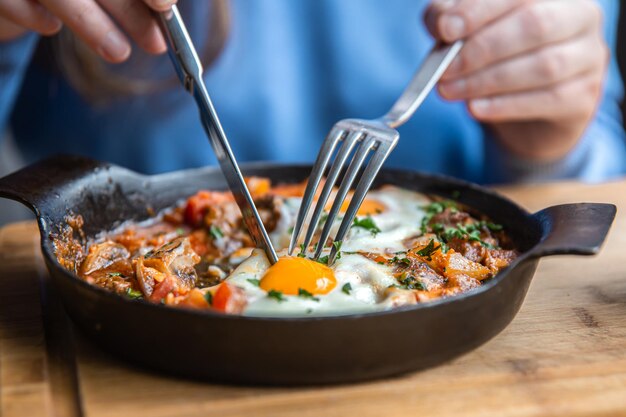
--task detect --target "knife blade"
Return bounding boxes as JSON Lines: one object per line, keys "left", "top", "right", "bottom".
{"left": 157, "top": 6, "right": 279, "bottom": 264}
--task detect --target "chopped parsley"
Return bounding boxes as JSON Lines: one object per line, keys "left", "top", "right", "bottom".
{"left": 297, "top": 243, "right": 307, "bottom": 258}
{"left": 298, "top": 288, "right": 320, "bottom": 302}
{"left": 267, "top": 289, "right": 286, "bottom": 302}
{"left": 318, "top": 255, "right": 329, "bottom": 265}
{"left": 486, "top": 222, "right": 503, "bottom": 232}
{"left": 175, "top": 228, "right": 185, "bottom": 236}
{"left": 342, "top": 283, "right": 352, "bottom": 295}
{"left": 247, "top": 278, "right": 261, "bottom": 287}
{"left": 204, "top": 291, "right": 213, "bottom": 305}
{"left": 439, "top": 222, "right": 497, "bottom": 249}
{"left": 352, "top": 216, "right": 381, "bottom": 236}
{"left": 389, "top": 256, "right": 411, "bottom": 266}
{"left": 415, "top": 239, "right": 440, "bottom": 259}
{"left": 125, "top": 288, "right": 143, "bottom": 299}
{"left": 397, "top": 273, "right": 426, "bottom": 291}
{"left": 419, "top": 199, "right": 503, "bottom": 250}
{"left": 420, "top": 200, "right": 458, "bottom": 234}
{"left": 107, "top": 272, "right": 123, "bottom": 278}
{"left": 209, "top": 225, "right": 224, "bottom": 240}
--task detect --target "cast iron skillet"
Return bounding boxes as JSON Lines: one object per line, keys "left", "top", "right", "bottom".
{"left": 0, "top": 155, "right": 616, "bottom": 385}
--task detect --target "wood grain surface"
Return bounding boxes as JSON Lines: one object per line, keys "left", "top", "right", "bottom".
{"left": 1, "top": 180, "right": 626, "bottom": 417}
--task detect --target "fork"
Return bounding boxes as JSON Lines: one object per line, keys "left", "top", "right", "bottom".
{"left": 288, "top": 41, "right": 463, "bottom": 264}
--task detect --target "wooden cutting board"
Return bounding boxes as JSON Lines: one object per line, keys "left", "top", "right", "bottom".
{"left": 1, "top": 180, "right": 626, "bottom": 417}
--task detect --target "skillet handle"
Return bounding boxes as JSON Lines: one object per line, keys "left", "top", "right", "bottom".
{"left": 0, "top": 155, "right": 107, "bottom": 213}
{"left": 529, "top": 203, "right": 616, "bottom": 258}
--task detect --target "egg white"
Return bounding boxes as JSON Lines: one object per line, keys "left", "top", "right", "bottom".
{"left": 222, "top": 186, "right": 432, "bottom": 317}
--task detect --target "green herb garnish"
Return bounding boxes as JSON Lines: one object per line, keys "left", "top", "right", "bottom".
{"left": 209, "top": 225, "right": 224, "bottom": 240}
{"left": 342, "top": 283, "right": 352, "bottom": 295}
{"left": 125, "top": 288, "right": 143, "bottom": 299}
{"left": 176, "top": 228, "right": 185, "bottom": 236}
{"left": 486, "top": 222, "right": 503, "bottom": 232}
{"left": 247, "top": 278, "right": 261, "bottom": 287}
{"left": 108, "top": 272, "right": 123, "bottom": 278}
{"left": 416, "top": 239, "right": 440, "bottom": 259}
{"left": 388, "top": 256, "right": 410, "bottom": 265}
{"left": 297, "top": 243, "right": 307, "bottom": 258}
{"left": 267, "top": 289, "right": 286, "bottom": 302}
{"left": 318, "top": 255, "right": 329, "bottom": 265}
{"left": 397, "top": 273, "right": 426, "bottom": 291}
{"left": 204, "top": 291, "right": 213, "bottom": 305}
{"left": 352, "top": 216, "right": 381, "bottom": 236}
{"left": 298, "top": 288, "right": 320, "bottom": 302}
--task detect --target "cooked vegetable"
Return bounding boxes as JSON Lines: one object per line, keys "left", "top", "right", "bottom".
{"left": 54, "top": 179, "right": 518, "bottom": 316}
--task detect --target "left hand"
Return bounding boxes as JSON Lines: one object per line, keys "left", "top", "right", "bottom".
{"left": 425, "top": 0, "right": 608, "bottom": 162}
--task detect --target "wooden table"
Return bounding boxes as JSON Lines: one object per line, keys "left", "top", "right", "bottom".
{"left": 1, "top": 180, "right": 626, "bottom": 417}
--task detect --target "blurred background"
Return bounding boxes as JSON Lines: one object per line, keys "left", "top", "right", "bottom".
{"left": 1, "top": 5, "right": 626, "bottom": 227}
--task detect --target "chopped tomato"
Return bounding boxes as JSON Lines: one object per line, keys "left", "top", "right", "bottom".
{"left": 212, "top": 283, "right": 247, "bottom": 314}
{"left": 184, "top": 192, "right": 212, "bottom": 227}
{"left": 184, "top": 191, "right": 232, "bottom": 227}
{"left": 148, "top": 275, "right": 177, "bottom": 302}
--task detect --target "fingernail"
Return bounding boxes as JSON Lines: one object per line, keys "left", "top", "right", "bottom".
{"left": 471, "top": 99, "right": 491, "bottom": 115}
{"left": 440, "top": 79, "right": 466, "bottom": 98}
{"left": 155, "top": 0, "right": 176, "bottom": 9}
{"left": 99, "top": 31, "right": 130, "bottom": 62}
{"left": 441, "top": 14, "right": 465, "bottom": 40}
{"left": 433, "top": 0, "right": 457, "bottom": 10}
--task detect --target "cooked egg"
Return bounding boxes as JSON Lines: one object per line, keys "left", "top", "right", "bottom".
{"left": 225, "top": 186, "right": 436, "bottom": 317}
{"left": 260, "top": 256, "right": 336, "bottom": 295}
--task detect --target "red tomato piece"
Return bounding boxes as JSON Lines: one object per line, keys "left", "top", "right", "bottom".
{"left": 212, "top": 283, "right": 247, "bottom": 314}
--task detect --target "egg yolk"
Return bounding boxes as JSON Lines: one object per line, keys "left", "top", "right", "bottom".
{"left": 260, "top": 257, "right": 337, "bottom": 295}
{"left": 325, "top": 196, "right": 387, "bottom": 216}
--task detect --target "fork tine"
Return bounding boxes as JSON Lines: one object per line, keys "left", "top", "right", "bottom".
{"left": 327, "top": 139, "right": 396, "bottom": 264}
{"left": 288, "top": 128, "right": 345, "bottom": 255}
{"left": 300, "top": 131, "right": 364, "bottom": 255}
{"left": 313, "top": 136, "right": 376, "bottom": 259}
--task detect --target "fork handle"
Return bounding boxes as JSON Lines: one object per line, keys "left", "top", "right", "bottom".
{"left": 381, "top": 40, "right": 463, "bottom": 129}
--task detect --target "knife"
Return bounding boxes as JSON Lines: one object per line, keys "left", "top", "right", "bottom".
{"left": 157, "top": 6, "right": 279, "bottom": 264}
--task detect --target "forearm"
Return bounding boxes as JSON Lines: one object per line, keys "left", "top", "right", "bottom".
{"left": 483, "top": 114, "right": 626, "bottom": 184}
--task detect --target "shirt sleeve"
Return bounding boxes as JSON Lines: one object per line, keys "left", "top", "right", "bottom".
{"left": 0, "top": 32, "right": 39, "bottom": 138}
{"left": 483, "top": 0, "right": 626, "bottom": 184}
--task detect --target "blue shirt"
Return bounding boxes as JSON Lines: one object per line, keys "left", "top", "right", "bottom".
{"left": 1, "top": 0, "right": 625, "bottom": 184}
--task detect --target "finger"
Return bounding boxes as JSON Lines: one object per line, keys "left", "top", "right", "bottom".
{"left": 142, "top": 0, "right": 177, "bottom": 12}
{"left": 39, "top": 0, "right": 131, "bottom": 63}
{"left": 425, "top": 0, "right": 523, "bottom": 42}
{"left": 443, "top": 0, "right": 603, "bottom": 80}
{"left": 468, "top": 72, "right": 605, "bottom": 122}
{"left": 98, "top": 0, "right": 166, "bottom": 54}
{"left": 0, "top": 0, "right": 62, "bottom": 35}
{"left": 439, "top": 33, "right": 606, "bottom": 100}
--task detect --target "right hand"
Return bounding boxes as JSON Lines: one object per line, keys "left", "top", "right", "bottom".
{"left": 0, "top": 0, "right": 177, "bottom": 63}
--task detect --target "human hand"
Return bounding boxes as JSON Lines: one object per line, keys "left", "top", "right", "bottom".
{"left": 426, "top": 0, "right": 608, "bottom": 162}
{"left": 0, "top": 0, "right": 177, "bottom": 63}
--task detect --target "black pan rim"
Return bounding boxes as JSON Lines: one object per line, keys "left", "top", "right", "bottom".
{"left": 38, "top": 162, "right": 538, "bottom": 323}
